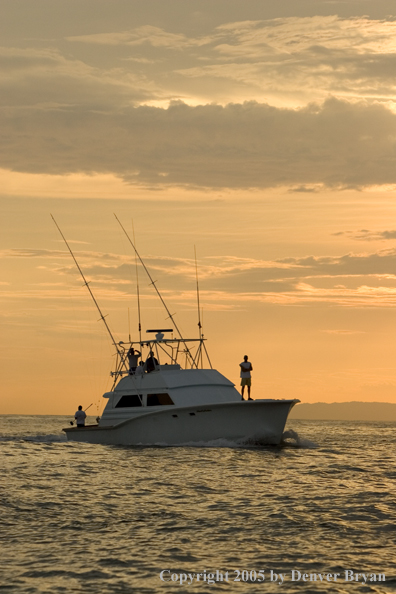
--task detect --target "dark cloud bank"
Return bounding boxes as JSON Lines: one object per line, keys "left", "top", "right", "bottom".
{"left": 1, "top": 98, "right": 396, "bottom": 189}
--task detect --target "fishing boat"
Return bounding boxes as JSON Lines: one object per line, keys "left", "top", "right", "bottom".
{"left": 63, "top": 330, "right": 299, "bottom": 446}
{"left": 54, "top": 215, "right": 299, "bottom": 446}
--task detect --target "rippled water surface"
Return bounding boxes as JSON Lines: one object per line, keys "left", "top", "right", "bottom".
{"left": 0, "top": 416, "right": 395, "bottom": 593}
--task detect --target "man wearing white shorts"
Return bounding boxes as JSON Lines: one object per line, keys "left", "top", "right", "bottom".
{"left": 240, "top": 355, "right": 253, "bottom": 400}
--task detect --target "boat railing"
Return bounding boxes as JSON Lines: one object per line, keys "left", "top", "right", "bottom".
{"left": 109, "top": 334, "right": 211, "bottom": 389}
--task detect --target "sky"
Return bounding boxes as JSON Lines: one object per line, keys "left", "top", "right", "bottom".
{"left": 2, "top": 0, "right": 396, "bottom": 414}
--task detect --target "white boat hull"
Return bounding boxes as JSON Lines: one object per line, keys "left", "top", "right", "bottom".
{"left": 64, "top": 399, "right": 298, "bottom": 446}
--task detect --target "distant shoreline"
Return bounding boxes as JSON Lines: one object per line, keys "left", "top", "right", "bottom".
{"left": 289, "top": 401, "right": 396, "bottom": 421}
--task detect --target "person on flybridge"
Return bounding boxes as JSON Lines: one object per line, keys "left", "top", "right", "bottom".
{"left": 145, "top": 351, "right": 159, "bottom": 373}
{"left": 240, "top": 355, "right": 253, "bottom": 400}
{"left": 135, "top": 361, "right": 144, "bottom": 375}
{"left": 127, "top": 347, "right": 141, "bottom": 375}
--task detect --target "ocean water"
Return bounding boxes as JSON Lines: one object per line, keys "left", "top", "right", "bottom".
{"left": 0, "top": 416, "right": 395, "bottom": 594}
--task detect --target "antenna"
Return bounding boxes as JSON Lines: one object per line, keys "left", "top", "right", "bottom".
{"left": 194, "top": 246, "right": 203, "bottom": 368}
{"left": 114, "top": 214, "right": 195, "bottom": 367}
{"left": 51, "top": 215, "right": 126, "bottom": 365}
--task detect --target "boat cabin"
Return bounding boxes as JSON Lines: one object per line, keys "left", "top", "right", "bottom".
{"left": 99, "top": 330, "right": 241, "bottom": 426}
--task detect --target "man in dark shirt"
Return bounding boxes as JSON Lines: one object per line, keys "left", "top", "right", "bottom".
{"left": 145, "top": 351, "right": 159, "bottom": 373}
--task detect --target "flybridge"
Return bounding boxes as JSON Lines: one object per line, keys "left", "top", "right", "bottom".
{"left": 112, "top": 333, "right": 211, "bottom": 385}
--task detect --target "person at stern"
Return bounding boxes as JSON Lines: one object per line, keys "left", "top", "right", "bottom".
{"left": 75, "top": 405, "right": 87, "bottom": 427}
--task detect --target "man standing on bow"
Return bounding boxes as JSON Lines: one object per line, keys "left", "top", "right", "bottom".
{"left": 240, "top": 355, "right": 253, "bottom": 400}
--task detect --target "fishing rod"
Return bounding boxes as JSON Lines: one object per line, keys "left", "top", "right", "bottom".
{"left": 51, "top": 215, "right": 127, "bottom": 369}
{"left": 114, "top": 214, "right": 196, "bottom": 368}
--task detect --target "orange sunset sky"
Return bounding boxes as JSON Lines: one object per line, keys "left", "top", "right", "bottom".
{"left": 2, "top": 0, "right": 396, "bottom": 415}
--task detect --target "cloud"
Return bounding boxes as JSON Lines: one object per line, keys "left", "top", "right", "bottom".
{"left": 5, "top": 243, "right": 396, "bottom": 308}
{"left": 322, "top": 329, "right": 365, "bottom": 334}
{"left": 1, "top": 98, "right": 396, "bottom": 189}
{"left": 2, "top": 15, "right": 396, "bottom": 189}
{"left": 5, "top": 243, "right": 396, "bottom": 280}
{"left": 0, "top": 47, "right": 158, "bottom": 109}
{"left": 279, "top": 248, "right": 396, "bottom": 276}
{"left": 5, "top": 16, "right": 396, "bottom": 112}
{"left": 0, "top": 248, "right": 129, "bottom": 262}
{"left": 96, "top": 247, "right": 396, "bottom": 308}
{"left": 336, "top": 229, "right": 396, "bottom": 241}
{"left": 215, "top": 16, "right": 396, "bottom": 58}
{"left": 65, "top": 17, "right": 396, "bottom": 106}
{"left": 184, "top": 17, "right": 396, "bottom": 102}
{"left": 67, "top": 26, "right": 212, "bottom": 50}
{"left": 288, "top": 185, "right": 322, "bottom": 193}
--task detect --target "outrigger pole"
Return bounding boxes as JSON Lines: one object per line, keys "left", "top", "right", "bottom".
{"left": 132, "top": 220, "right": 142, "bottom": 345}
{"left": 114, "top": 214, "right": 196, "bottom": 368}
{"left": 51, "top": 215, "right": 127, "bottom": 368}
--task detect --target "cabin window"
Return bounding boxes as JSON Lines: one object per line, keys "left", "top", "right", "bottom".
{"left": 147, "top": 393, "right": 174, "bottom": 406}
{"left": 115, "top": 394, "right": 142, "bottom": 408}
